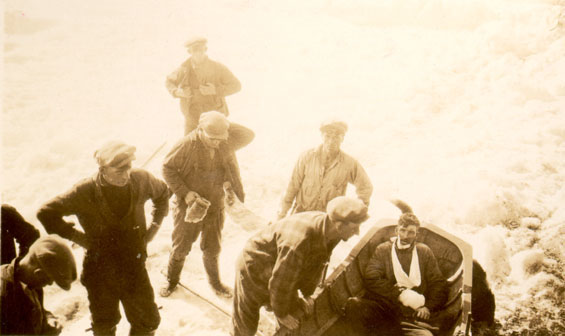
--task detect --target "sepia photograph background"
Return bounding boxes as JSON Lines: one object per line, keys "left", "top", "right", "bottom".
{"left": 3, "top": 0, "right": 564, "bottom": 334}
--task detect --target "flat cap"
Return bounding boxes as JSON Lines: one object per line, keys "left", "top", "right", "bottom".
{"left": 199, "top": 111, "right": 230, "bottom": 140}
{"left": 29, "top": 235, "right": 77, "bottom": 290}
{"left": 327, "top": 196, "right": 369, "bottom": 224}
{"left": 320, "top": 119, "right": 348, "bottom": 135}
{"left": 184, "top": 37, "right": 207, "bottom": 49}
{"left": 94, "top": 141, "right": 136, "bottom": 168}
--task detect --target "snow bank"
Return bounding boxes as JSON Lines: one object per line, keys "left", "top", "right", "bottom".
{"left": 3, "top": 0, "right": 565, "bottom": 334}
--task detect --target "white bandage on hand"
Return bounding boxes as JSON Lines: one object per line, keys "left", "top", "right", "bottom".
{"left": 399, "top": 289, "right": 426, "bottom": 310}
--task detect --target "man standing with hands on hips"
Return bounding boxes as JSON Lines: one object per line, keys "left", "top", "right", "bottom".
{"left": 37, "top": 141, "right": 170, "bottom": 336}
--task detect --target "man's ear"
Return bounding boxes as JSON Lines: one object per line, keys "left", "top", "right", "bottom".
{"left": 335, "top": 220, "right": 347, "bottom": 231}
{"left": 33, "top": 267, "right": 48, "bottom": 279}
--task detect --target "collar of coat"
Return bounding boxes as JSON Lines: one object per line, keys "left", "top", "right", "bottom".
{"left": 315, "top": 146, "right": 344, "bottom": 170}
{"left": 93, "top": 172, "right": 136, "bottom": 224}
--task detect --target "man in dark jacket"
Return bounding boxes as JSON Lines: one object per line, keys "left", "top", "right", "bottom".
{"left": 231, "top": 196, "right": 369, "bottom": 336}
{"left": 344, "top": 200, "right": 447, "bottom": 336}
{"left": 160, "top": 111, "right": 254, "bottom": 298}
{"left": 1, "top": 234, "right": 77, "bottom": 335}
{"left": 166, "top": 37, "right": 241, "bottom": 134}
{"left": 37, "top": 141, "right": 170, "bottom": 336}
{"left": 1, "top": 204, "right": 40, "bottom": 264}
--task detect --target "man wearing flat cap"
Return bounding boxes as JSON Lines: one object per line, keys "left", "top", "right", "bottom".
{"left": 166, "top": 37, "right": 242, "bottom": 135}
{"left": 1, "top": 234, "right": 77, "bottom": 335}
{"left": 344, "top": 200, "right": 447, "bottom": 336}
{"left": 161, "top": 111, "right": 254, "bottom": 298}
{"left": 278, "top": 119, "right": 373, "bottom": 219}
{"left": 37, "top": 141, "right": 171, "bottom": 336}
{"left": 231, "top": 196, "right": 369, "bottom": 336}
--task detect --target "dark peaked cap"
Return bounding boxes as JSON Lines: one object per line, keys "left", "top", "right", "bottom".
{"left": 327, "top": 196, "right": 369, "bottom": 223}
{"left": 29, "top": 234, "right": 77, "bottom": 290}
{"left": 184, "top": 37, "right": 207, "bottom": 48}
{"left": 320, "top": 119, "right": 348, "bottom": 134}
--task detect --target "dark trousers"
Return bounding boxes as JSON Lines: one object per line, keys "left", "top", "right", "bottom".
{"left": 344, "top": 296, "right": 402, "bottom": 336}
{"left": 83, "top": 266, "right": 160, "bottom": 336}
{"left": 180, "top": 99, "right": 227, "bottom": 135}
{"left": 167, "top": 198, "right": 225, "bottom": 286}
{"left": 231, "top": 254, "right": 269, "bottom": 336}
{"left": 180, "top": 98, "right": 201, "bottom": 134}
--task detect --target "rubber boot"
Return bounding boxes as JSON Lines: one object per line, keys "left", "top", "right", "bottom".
{"left": 160, "top": 256, "right": 184, "bottom": 297}
{"left": 92, "top": 325, "right": 117, "bottom": 336}
{"left": 129, "top": 328, "right": 156, "bottom": 336}
{"left": 203, "top": 255, "right": 233, "bottom": 298}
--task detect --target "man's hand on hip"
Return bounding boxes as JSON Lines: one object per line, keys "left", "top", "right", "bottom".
{"left": 145, "top": 223, "right": 160, "bottom": 245}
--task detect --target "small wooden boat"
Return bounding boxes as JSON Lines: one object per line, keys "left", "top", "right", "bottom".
{"left": 274, "top": 219, "right": 473, "bottom": 336}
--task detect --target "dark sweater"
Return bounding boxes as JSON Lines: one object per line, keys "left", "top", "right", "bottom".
{"left": 364, "top": 241, "right": 448, "bottom": 313}
{"left": 1, "top": 205, "right": 40, "bottom": 265}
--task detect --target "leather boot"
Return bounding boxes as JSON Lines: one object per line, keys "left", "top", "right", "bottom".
{"left": 203, "top": 255, "right": 233, "bottom": 298}
{"left": 160, "top": 256, "right": 185, "bottom": 297}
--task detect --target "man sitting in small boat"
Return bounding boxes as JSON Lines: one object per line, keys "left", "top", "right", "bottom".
{"left": 344, "top": 200, "right": 448, "bottom": 336}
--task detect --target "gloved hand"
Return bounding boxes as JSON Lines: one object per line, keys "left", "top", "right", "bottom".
{"left": 398, "top": 289, "right": 425, "bottom": 310}
{"left": 70, "top": 227, "right": 89, "bottom": 249}
{"left": 301, "top": 296, "right": 315, "bottom": 315}
{"left": 223, "top": 182, "right": 235, "bottom": 206}
{"left": 185, "top": 191, "right": 200, "bottom": 206}
{"left": 43, "top": 312, "right": 62, "bottom": 335}
{"left": 175, "top": 87, "right": 192, "bottom": 99}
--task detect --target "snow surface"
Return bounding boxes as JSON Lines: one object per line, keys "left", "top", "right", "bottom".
{"left": 3, "top": 0, "right": 565, "bottom": 334}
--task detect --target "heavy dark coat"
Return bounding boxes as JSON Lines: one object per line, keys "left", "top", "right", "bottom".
{"left": 1, "top": 205, "right": 40, "bottom": 265}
